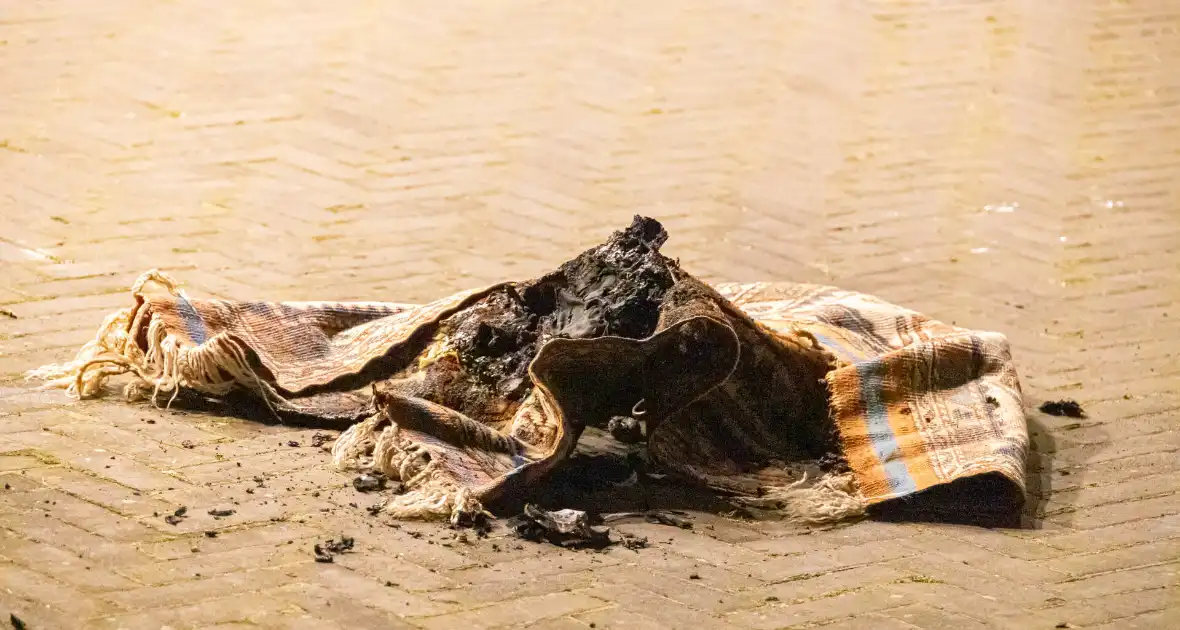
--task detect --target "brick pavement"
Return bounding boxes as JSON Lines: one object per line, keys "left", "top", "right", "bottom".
{"left": 2, "top": 0, "right": 1179, "bottom": 627}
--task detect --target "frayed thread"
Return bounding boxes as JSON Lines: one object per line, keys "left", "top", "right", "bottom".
{"left": 332, "top": 414, "right": 489, "bottom": 525}
{"left": 25, "top": 269, "right": 251, "bottom": 406}
{"left": 735, "top": 472, "right": 868, "bottom": 525}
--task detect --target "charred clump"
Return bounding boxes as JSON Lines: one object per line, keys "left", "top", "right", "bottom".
{"left": 440, "top": 216, "right": 677, "bottom": 407}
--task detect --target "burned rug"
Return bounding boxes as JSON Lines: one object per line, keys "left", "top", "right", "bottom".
{"left": 28, "top": 216, "right": 1028, "bottom": 525}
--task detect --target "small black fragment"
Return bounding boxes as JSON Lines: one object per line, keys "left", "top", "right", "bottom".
{"left": 313, "top": 544, "right": 333, "bottom": 563}
{"left": 311, "top": 433, "right": 332, "bottom": 448}
{"left": 644, "top": 511, "right": 692, "bottom": 529}
{"left": 511, "top": 504, "right": 611, "bottom": 549}
{"left": 208, "top": 508, "right": 235, "bottom": 517}
{"left": 366, "top": 503, "right": 384, "bottom": 516}
{"left": 164, "top": 514, "right": 184, "bottom": 526}
{"left": 204, "top": 531, "right": 218, "bottom": 538}
{"left": 606, "top": 415, "right": 644, "bottom": 444}
{"left": 620, "top": 533, "right": 648, "bottom": 550}
{"left": 689, "top": 572, "right": 701, "bottom": 580}
{"left": 452, "top": 509, "right": 493, "bottom": 537}
{"left": 352, "top": 473, "right": 386, "bottom": 492}
{"left": 10, "top": 613, "right": 27, "bottom": 630}
{"left": 174, "top": 506, "right": 187, "bottom": 517}
{"left": 287, "top": 440, "right": 300, "bottom": 447}
{"left": 1040, "top": 399, "right": 1085, "bottom": 418}
{"left": 314, "top": 536, "right": 355, "bottom": 563}
{"left": 323, "top": 536, "right": 355, "bottom": 554}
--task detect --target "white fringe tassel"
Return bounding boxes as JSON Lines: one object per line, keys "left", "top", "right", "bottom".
{"left": 332, "top": 414, "right": 487, "bottom": 524}
{"left": 25, "top": 269, "right": 247, "bottom": 405}
{"left": 735, "top": 472, "right": 869, "bottom": 525}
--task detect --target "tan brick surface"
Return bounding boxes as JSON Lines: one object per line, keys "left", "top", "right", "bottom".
{"left": 2, "top": 0, "right": 1179, "bottom": 628}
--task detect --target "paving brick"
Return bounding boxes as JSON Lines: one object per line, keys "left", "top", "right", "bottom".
{"left": 595, "top": 563, "right": 762, "bottom": 613}
{"left": 1045, "top": 539, "right": 1180, "bottom": 578}
{"left": 413, "top": 591, "right": 607, "bottom": 630}
{"left": 724, "top": 587, "right": 903, "bottom": 629}
{"left": 0, "top": 561, "right": 121, "bottom": 619}
{"left": 882, "top": 604, "right": 991, "bottom": 630}
{"left": 820, "top": 613, "right": 925, "bottom": 630}
{"left": 1090, "top": 608, "right": 1180, "bottom": 630}
{"left": 885, "top": 555, "right": 1061, "bottom": 608}
{"left": 1044, "top": 513, "right": 1180, "bottom": 554}
{"left": 748, "top": 563, "right": 909, "bottom": 606}
{"left": 84, "top": 592, "right": 296, "bottom": 630}
{"left": 572, "top": 584, "right": 747, "bottom": 630}
{"left": 114, "top": 537, "right": 318, "bottom": 586}
{"left": 1057, "top": 562, "right": 1180, "bottom": 600}
{"left": 575, "top": 607, "right": 667, "bottom": 630}
{"left": 264, "top": 583, "right": 419, "bottom": 629}
{"left": 1, "top": 486, "right": 161, "bottom": 542}
{"left": 309, "top": 562, "right": 458, "bottom": 616}
{"left": 138, "top": 522, "right": 322, "bottom": 561}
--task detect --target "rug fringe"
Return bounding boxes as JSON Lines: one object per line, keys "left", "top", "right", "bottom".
{"left": 734, "top": 472, "right": 868, "bottom": 525}
{"left": 25, "top": 269, "right": 244, "bottom": 404}
{"left": 332, "top": 416, "right": 487, "bottom": 524}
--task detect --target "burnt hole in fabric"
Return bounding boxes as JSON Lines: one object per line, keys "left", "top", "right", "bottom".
{"left": 435, "top": 216, "right": 677, "bottom": 420}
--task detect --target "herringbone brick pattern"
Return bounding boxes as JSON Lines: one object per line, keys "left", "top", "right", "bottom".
{"left": 2, "top": 0, "right": 1179, "bottom": 627}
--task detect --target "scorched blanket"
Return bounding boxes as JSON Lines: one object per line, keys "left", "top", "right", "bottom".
{"left": 30, "top": 217, "right": 1028, "bottom": 524}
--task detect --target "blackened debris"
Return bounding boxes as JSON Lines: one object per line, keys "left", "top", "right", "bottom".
{"left": 204, "top": 531, "right": 218, "bottom": 538}
{"left": 313, "top": 544, "right": 334, "bottom": 563}
{"left": 602, "top": 510, "right": 693, "bottom": 530}
{"left": 311, "top": 432, "right": 332, "bottom": 448}
{"left": 644, "top": 511, "right": 693, "bottom": 529}
{"left": 366, "top": 502, "right": 384, "bottom": 516}
{"left": 817, "top": 451, "right": 850, "bottom": 474}
{"left": 314, "top": 536, "right": 355, "bottom": 563}
{"left": 1040, "top": 400, "right": 1085, "bottom": 418}
{"left": 607, "top": 416, "right": 644, "bottom": 444}
{"left": 452, "top": 509, "right": 493, "bottom": 538}
{"left": 207, "top": 508, "right": 235, "bottom": 517}
{"left": 165, "top": 506, "right": 188, "bottom": 525}
{"left": 442, "top": 216, "right": 677, "bottom": 416}
{"left": 287, "top": 440, "right": 300, "bottom": 447}
{"left": 10, "top": 613, "right": 27, "bottom": 630}
{"left": 620, "top": 533, "right": 648, "bottom": 550}
{"left": 352, "top": 473, "right": 386, "bottom": 492}
{"left": 0, "top": 308, "right": 17, "bottom": 320}
{"left": 511, "top": 505, "right": 611, "bottom": 549}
